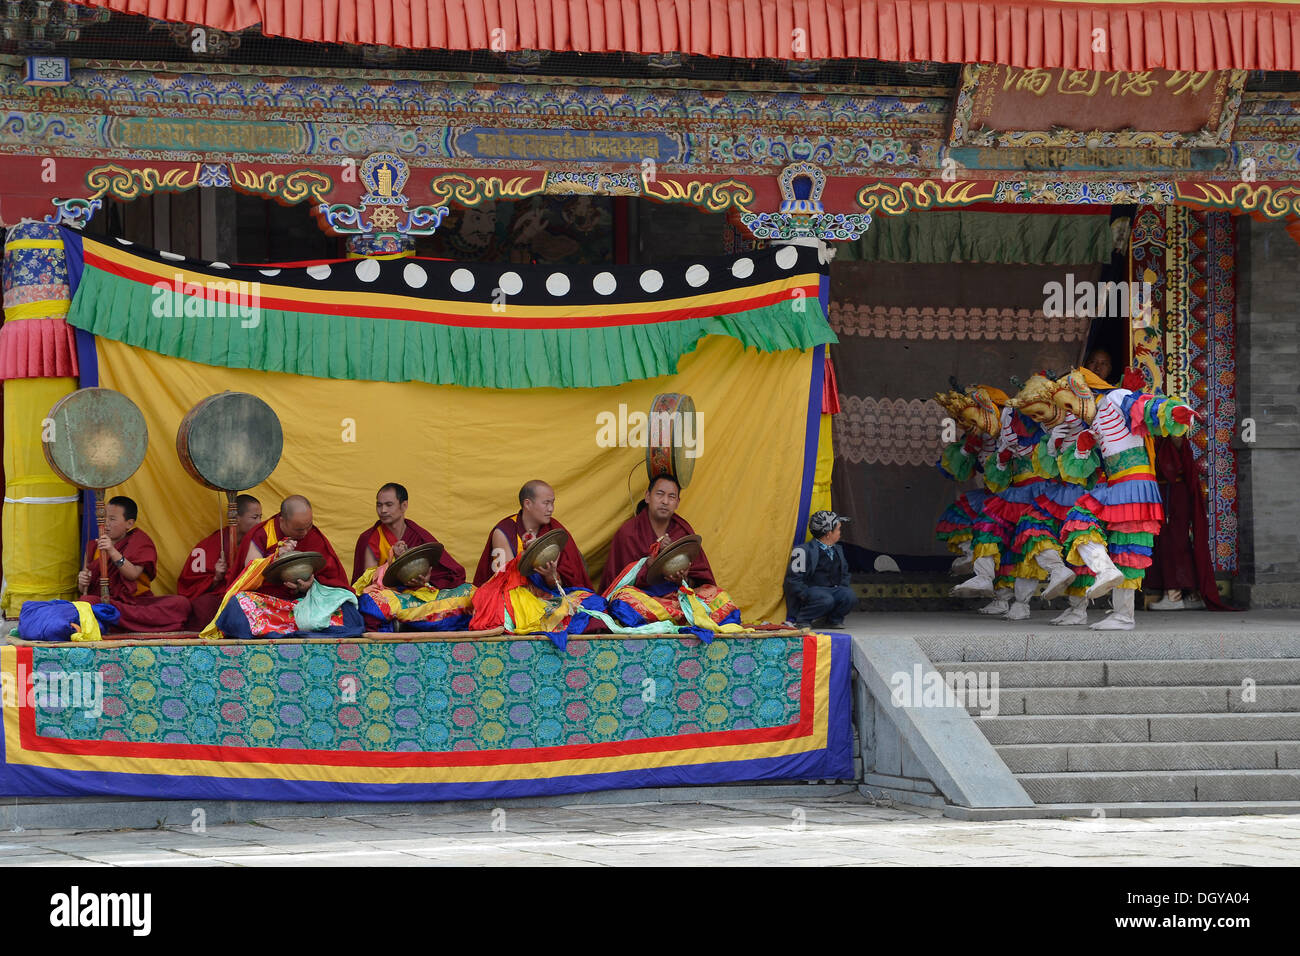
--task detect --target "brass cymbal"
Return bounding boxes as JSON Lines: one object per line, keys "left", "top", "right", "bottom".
{"left": 646, "top": 534, "right": 702, "bottom": 585}
{"left": 382, "top": 541, "right": 445, "bottom": 589}
{"left": 264, "top": 550, "right": 325, "bottom": 586}
{"left": 518, "top": 528, "right": 569, "bottom": 578}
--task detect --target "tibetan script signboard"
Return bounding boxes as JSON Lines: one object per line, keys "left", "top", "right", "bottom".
{"left": 950, "top": 65, "right": 1245, "bottom": 150}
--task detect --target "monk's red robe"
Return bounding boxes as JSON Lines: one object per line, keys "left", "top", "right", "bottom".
{"left": 80, "top": 528, "right": 190, "bottom": 633}
{"left": 472, "top": 513, "right": 592, "bottom": 589}
{"left": 235, "top": 515, "right": 349, "bottom": 601}
{"left": 600, "top": 509, "right": 716, "bottom": 591}
{"left": 176, "top": 528, "right": 239, "bottom": 630}
{"left": 351, "top": 518, "right": 466, "bottom": 588}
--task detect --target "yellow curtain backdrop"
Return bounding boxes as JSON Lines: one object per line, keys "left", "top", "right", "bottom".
{"left": 810, "top": 413, "right": 833, "bottom": 526}
{"left": 95, "top": 335, "right": 816, "bottom": 621}
{"left": 2, "top": 376, "right": 82, "bottom": 615}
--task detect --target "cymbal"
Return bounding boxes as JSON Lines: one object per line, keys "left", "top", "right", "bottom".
{"left": 518, "top": 528, "right": 569, "bottom": 577}
{"left": 646, "top": 534, "right": 702, "bottom": 585}
{"left": 383, "top": 541, "right": 445, "bottom": 589}
{"left": 264, "top": 550, "right": 325, "bottom": 586}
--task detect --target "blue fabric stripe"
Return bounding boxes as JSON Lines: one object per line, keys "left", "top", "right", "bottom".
{"left": 793, "top": 342, "right": 825, "bottom": 549}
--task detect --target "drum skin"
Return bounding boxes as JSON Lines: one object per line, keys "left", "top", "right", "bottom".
{"left": 177, "top": 392, "right": 283, "bottom": 492}
{"left": 645, "top": 392, "right": 696, "bottom": 488}
{"left": 43, "top": 388, "right": 148, "bottom": 491}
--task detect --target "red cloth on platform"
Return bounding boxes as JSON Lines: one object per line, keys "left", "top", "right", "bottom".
{"left": 473, "top": 513, "right": 591, "bottom": 589}
{"left": 81, "top": 528, "right": 190, "bottom": 632}
{"left": 350, "top": 518, "right": 466, "bottom": 587}
{"left": 599, "top": 509, "right": 715, "bottom": 592}
{"left": 235, "top": 515, "right": 349, "bottom": 600}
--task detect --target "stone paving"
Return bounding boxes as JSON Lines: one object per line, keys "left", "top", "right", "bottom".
{"left": 2, "top": 795, "right": 1299, "bottom": 866}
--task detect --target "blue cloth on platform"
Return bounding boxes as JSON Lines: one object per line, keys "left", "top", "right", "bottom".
{"left": 18, "top": 600, "right": 120, "bottom": 642}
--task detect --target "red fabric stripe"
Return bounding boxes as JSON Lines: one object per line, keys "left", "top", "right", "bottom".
{"left": 0, "top": 317, "right": 80, "bottom": 381}
{"left": 66, "top": 0, "right": 1300, "bottom": 69}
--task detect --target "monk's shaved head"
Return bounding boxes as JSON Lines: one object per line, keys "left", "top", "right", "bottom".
{"left": 281, "top": 495, "right": 311, "bottom": 517}
{"left": 280, "top": 495, "right": 314, "bottom": 540}
{"left": 518, "top": 480, "right": 552, "bottom": 506}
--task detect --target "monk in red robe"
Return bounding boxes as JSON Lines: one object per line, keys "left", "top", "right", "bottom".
{"left": 601, "top": 475, "right": 717, "bottom": 591}
{"left": 600, "top": 475, "right": 738, "bottom": 628}
{"left": 472, "top": 479, "right": 592, "bottom": 589}
{"left": 77, "top": 495, "right": 190, "bottom": 633}
{"left": 177, "top": 494, "right": 262, "bottom": 630}
{"left": 351, "top": 482, "right": 465, "bottom": 588}
{"left": 235, "top": 494, "right": 349, "bottom": 600}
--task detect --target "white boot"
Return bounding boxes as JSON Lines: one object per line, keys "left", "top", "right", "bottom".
{"left": 1036, "top": 548, "right": 1076, "bottom": 601}
{"left": 1091, "top": 586, "right": 1136, "bottom": 630}
{"left": 1050, "top": 594, "right": 1089, "bottom": 626}
{"left": 978, "top": 587, "right": 1012, "bottom": 615}
{"left": 1150, "top": 589, "right": 1186, "bottom": 611}
{"left": 950, "top": 541, "right": 975, "bottom": 577}
{"left": 952, "top": 555, "right": 996, "bottom": 598}
{"left": 1003, "top": 577, "right": 1038, "bottom": 621}
{"left": 1078, "top": 541, "right": 1125, "bottom": 599}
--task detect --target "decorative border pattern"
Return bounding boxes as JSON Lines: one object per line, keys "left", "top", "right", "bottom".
{"left": 1129, "top": 205, "right": 1169, "bottom": 392}
{"left": 833, "top": 395, "right": 946, "bottom": 467}
{"left": 855, "top": 180, "right": 997, "bottom": 216}
{"left": 1189, "top": 210, "right": 1239, "bottom": 572}
{"left": 829, "top": 303, "right": 1090, "bottom": 342}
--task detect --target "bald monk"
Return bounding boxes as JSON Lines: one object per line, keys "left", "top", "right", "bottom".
{"left": 235, "top": 494, "right": 349, "bottom": 600}
{"left": 77, "top": 495, "right": 191, "bottom": 633}
{"left": 469, "top": 480, "right": 600, "bottom": 642}
{"left": 601, "top": 474, "right": 739, "bottom": 629}
{"left": 351, "top": 482, "right": 465, "bottom": 588}
{"left": 473, "top": 479, "right": 592, "bottom": 589}
{"left": 177, "top": 494, "right": 262, "bottom": 630}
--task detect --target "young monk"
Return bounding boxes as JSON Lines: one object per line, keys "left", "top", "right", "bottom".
{"left": 77, "top": 495, "right": 190, "bottom": 633}
{"left": 177, "top": 493, "right": 262, "bottom": 631}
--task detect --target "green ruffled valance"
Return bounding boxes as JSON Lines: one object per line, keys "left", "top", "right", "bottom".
{"left": 66, "top": 238, "right": 836, "bottom": 390}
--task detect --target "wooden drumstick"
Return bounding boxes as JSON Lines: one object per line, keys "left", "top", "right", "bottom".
{"left": 96, "top": 490, "right": 109, "bottom": 603}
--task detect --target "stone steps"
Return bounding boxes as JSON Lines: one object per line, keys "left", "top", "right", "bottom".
{"left": 940, "top": 653, "right": 1300, "bottom": 806}
{"left": 936, "top": 659, "right": 1300, "bottom": 687}
{"left": 997, "top": 740, "right": 1300, "bottom": 773}
{"left": 977, "top": 712, "right": 1300, "bottom": 744}
{"left": 1017, "top": 769, "right": 1300, "bottom": 804}
{"left": 967, "top": 685, "right": 1300, "bottom": 716}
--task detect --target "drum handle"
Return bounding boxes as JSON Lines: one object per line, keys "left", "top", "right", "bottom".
{"left": 96, "top": 490, "right": 109, "bottom": 604}
{"left": 224, "top": 490, "right": 238, "bottom": 573}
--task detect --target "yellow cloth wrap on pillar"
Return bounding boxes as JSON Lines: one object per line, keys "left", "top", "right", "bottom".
{"left": 2, "top": 376, "right": 81, "bottom": 616}
{"left": 809, "top": 413, "right": 833, "bottom": 527}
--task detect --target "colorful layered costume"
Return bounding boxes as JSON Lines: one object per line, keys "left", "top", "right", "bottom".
{"left": 208, "top": 555, "right": 364, "bottom": 640}
{"left": 1051, "top": 369, "right": 1195, "bottom": 629}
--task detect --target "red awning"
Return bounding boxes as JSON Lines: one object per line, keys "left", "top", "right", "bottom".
{"left": 71, "top": 0, "right": 1300, "bottom": 71}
